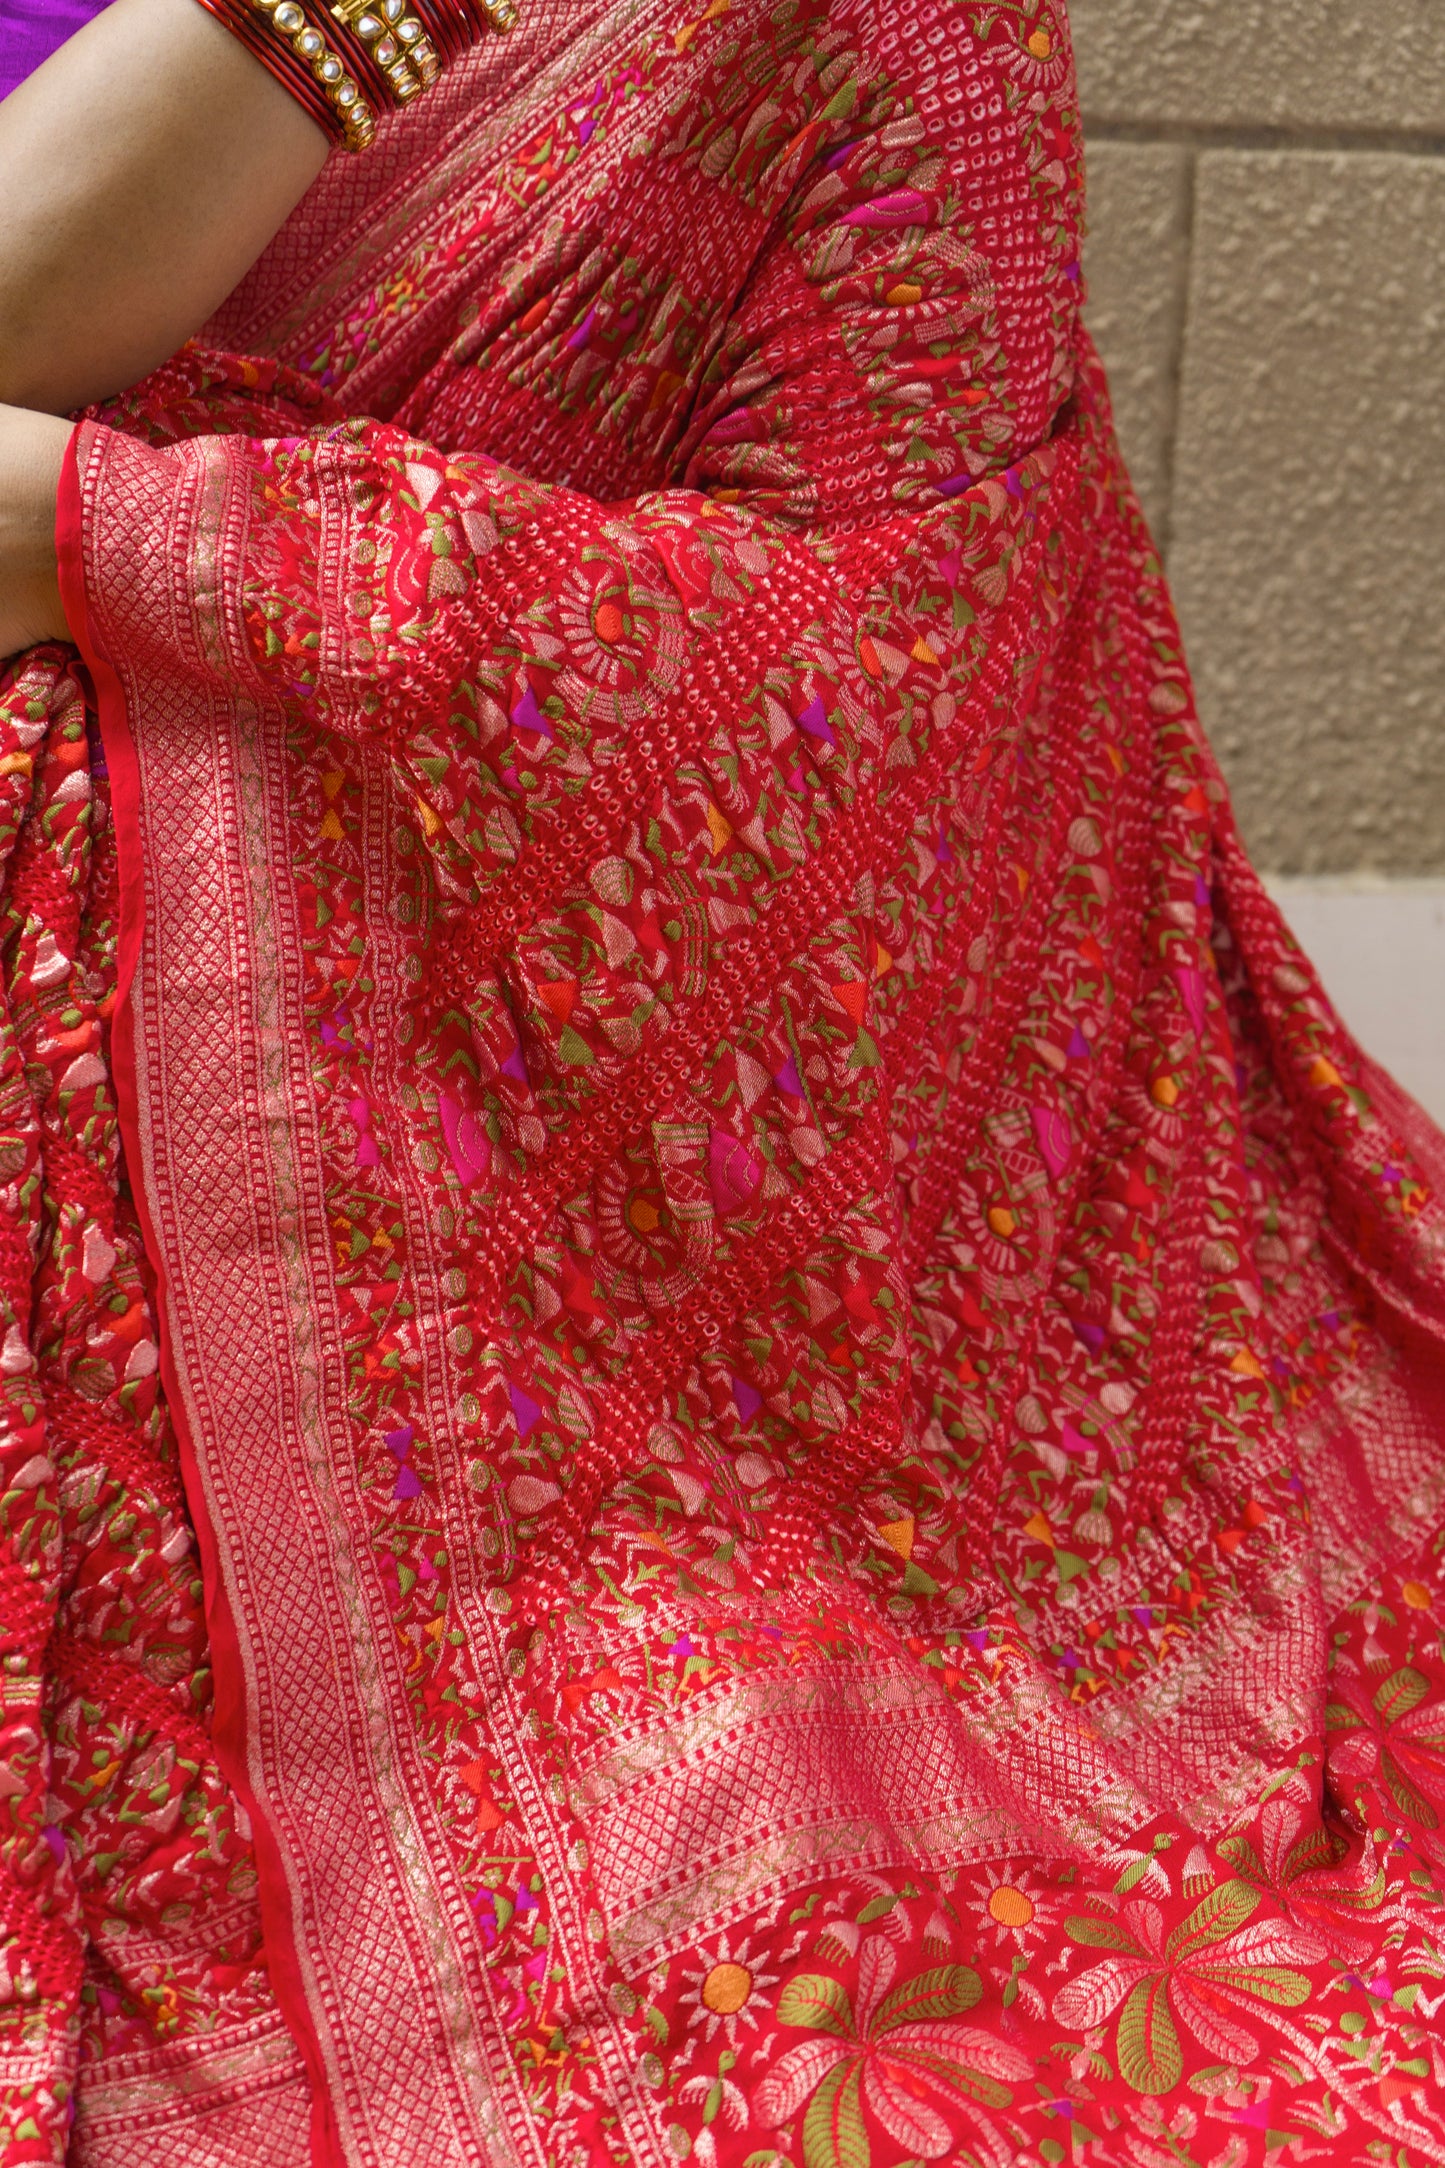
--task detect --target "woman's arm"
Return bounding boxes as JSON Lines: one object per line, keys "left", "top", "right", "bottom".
{"left": 0, "top": 0, "right": 332, "bottom": 654}
{"left": 0, "top": 408, "right": 71, "bottom": 656}
{"left": 0, "top": 0, "right": 328, "bottom": 416}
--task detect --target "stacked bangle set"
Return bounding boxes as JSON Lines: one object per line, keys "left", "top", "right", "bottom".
{"left": 197, "top": 0, "right": 515, "bottom": 149}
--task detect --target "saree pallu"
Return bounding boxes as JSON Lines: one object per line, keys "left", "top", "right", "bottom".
{"left": 4, "top": 2, "right": 1445, "bottom": 2162}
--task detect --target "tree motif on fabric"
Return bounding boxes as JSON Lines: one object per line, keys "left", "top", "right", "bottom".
{"left": 757, "top": 1939, "right": 1030, "bottom": 2162}
{"left": 1055, "top": 1882, "right": 1315, "bottom": 2095}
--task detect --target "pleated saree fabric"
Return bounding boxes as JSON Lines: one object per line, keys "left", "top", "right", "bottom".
{"left": 3, "top": 3, "right": 1445, "bottom": 2163}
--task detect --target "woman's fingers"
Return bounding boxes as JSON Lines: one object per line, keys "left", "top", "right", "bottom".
{"left": 0, "top": 407, "right": 74, "bottom": 659}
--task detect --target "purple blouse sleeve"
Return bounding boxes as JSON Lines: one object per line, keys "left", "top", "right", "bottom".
{"left": 0, "top": 0, "right": 111, "bottom": 100}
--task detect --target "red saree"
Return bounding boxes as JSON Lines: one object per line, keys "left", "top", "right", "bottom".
{"left": 4, "top": 3, "right": 1445, "bottom": 2162}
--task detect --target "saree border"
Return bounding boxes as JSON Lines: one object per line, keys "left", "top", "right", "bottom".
{"left": 63, "top": 427, "right": 540, "bottom": 2168}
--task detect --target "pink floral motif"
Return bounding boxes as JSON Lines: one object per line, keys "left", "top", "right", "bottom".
{"left": 1218, "top": 1781, "right": 1386, "bottom": 1966}
{"left": 756, "top": 1936, "right": 1030, "bottom": 2164}
{"left": 1328, "top": 1662, "right": 1445, "bottom": 1834}
{"left": 1054, "top": 1881, "right": 1317, "bottom": 2094}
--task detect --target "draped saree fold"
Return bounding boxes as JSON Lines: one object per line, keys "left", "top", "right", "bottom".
{"left": 4, "top": 3, "right": 1445, "bottom": 2163}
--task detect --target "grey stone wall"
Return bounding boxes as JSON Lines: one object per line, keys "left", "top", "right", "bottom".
{"left": 1072, "top": 1, "right": 1445, "bottom": 873}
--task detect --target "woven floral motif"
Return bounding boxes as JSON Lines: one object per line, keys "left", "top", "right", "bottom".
{"left": 3, "top": 1, "right": 1445, "bottom": 2163}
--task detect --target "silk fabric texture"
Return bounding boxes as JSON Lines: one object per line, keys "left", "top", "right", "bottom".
{"left": 3, "top": 3, "right": 1445, "bottom": 2163}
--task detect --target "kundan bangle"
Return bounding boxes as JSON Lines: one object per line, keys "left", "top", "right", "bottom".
{"left": 194, "top": 0, "right": 377, "bottom": 146}
{"left": 252, "top": 0, "right": 379, "bottom": 146}
{"left": 192, "top": 0, "right": 334, "bottom": 134}
{"left": 195, "top": 0, "right": 515, "bottom": 152}
{"left": 329, "top": 0, "right": 440, "bottom": 107}
{"left": 411, "top": 0, "right": 517, "bottom": 64}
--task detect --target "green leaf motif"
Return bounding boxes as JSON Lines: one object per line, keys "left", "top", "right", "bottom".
{"left": 873, "top": 1965, "right": 982, "bottom": 2035}
{"left": 803, "top": 2058, "right": 869, "bottom": 2168}
{"left": 778, "top": 1975, "right": 856, "bottom": 2039}
{"left": 1324, "top": 1700, "right": 1362, "bottom": 1733}
{"left": 1281, "top": 1825, "right": 1344, "bottom": 1882}
{"left": 1166, "top": 1878, "right": 1258, "bottom": 1961}
{"left": 556, "top": 1024, "right": 595, "bottom": 1068}
{"left": 900, "top": 2049, "right": 1013, "bottom": 2110}
{"left": 1216, "top": 1835, "right": 1263, "bottom": 1884}
{"left": 1332, "top": 1861, "right": 1388, "bottom": 1914}
{"left": 1065, "top": 1913, "right": 1144, "bottom": 1954}
{"left": 1381, "top": 1749, "right": 1439, "bottom": 1830}
{"left": 1374, "top": 1666, "right": 1430, "bottom": 1725}
{"left": 1116, "top": 1975, "right": 1182, "bottom": 2096}
{"left": 1192, "top": 1963, "right": 1311, "bottom": 2009}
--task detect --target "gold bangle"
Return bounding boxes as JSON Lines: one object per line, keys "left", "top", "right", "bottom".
{"left": 254, "top": 0, "right": 378, "bottom": 149}
{"left": 331, "top": 0, "right": 439, "bottom": 106}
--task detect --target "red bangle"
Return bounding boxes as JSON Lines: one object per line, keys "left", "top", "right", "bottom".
{"left": 403, "top": 0, "right": 462, "bottom": 68}
{"left": 192, "top": 0, "right": 338, "bottom": 133}
{"left": 191, "top": 0, "right": 514, "bottom": 150}
{"left": 192, "top": 0, "right": 378, "bottom": 147}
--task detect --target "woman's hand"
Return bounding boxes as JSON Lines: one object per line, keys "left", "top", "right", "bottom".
{"left": 0, "top": 407, "right": 74, "bottom": 660}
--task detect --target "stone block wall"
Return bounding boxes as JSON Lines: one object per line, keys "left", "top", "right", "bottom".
{"left": 1071, "top": 1, "right": 1445, "bottom": 873}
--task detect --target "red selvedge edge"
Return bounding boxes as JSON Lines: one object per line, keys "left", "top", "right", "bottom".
{"left": 57, "top": 423, "right": 345, "bottom": 2168}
